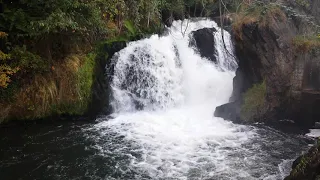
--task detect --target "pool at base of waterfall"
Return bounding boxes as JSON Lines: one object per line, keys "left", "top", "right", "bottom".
{"left": 0, "top": 119, "right": 309, "bottom": 180}
{"left": 0, "top": 19, "right": 310, "bottom": 180}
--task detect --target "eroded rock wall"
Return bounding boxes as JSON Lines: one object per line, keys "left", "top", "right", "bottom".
{"left": 215, "top": 0, "right": 320, "bottom": 127}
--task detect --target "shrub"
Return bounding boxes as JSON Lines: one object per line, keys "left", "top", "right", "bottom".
{"left": 241, "top": 81, "right": 267, "bottom": 121}
{"left": 10, "top": 46, "right": 48, "bottom": 73}
{"left": 0, "top": 32, "right": 20, "bottom": 88}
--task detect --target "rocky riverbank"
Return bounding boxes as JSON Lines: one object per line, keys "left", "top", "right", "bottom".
{"left": 214, "top": 0, "right": 320, "bottom": 179}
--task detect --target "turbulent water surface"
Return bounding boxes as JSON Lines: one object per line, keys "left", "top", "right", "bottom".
{"left": 0, "top": 19, "right": 309, "bottom": 180}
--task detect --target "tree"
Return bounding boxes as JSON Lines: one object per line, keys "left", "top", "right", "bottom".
{"left": 0, "top": 32, "right": 19, "bottom": 88}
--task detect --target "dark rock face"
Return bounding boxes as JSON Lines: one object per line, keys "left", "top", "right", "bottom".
{"left": 214, "top": 101, "right": 242, "bottom": 123}
{"left": 88, "top": 41, "right": 127, "bottom": 116}
{"left": 212, "top": 15, "right": 233, "bottom": 33}
{"left": 285, "top": 141, "right": 320, "bottom": 180}
{"left": 213, "top": 3, "right": 320, "bottom": 178}
{"left": 215, "top": 2, "right": 320, "bottom": 127}
{"left": 190, "top": 28, "right": 217, "bottom": 62}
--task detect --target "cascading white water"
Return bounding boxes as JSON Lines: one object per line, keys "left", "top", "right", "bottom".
{"left": 110, "top": 20, "right": 237, "bottom": 112}
{"left": 90, "top": 19, "right": 300, "bottom": 180}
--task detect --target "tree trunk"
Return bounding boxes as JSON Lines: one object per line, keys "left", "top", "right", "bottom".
{"left": 147, "top": 12, "right": 150, "bottom": 28}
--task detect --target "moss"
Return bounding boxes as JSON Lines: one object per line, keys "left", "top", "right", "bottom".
{"left": 292, "top": 36, "right": 320, "bottom": 53}
{"left": 288, "top": 143, "right": 320, "bottom": 179}
{"left": 291, "top": 156, "right": 309, "bottom": 176}
{"left": 241, "top": 81, "right": 266, "bottom": 121}
{"left": 296, "top": 0, "right": 311, "bottom": 8}
{"left": 76, "top": 53, "right": 96, "bottom": 112}
{"left": 50, "top": 53, "right": 96, "bottom": 116}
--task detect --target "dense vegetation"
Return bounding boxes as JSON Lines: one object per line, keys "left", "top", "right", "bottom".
{"left": 0, "top": 0, "right": 276, "bottom": 90}
{"left": 0, "top": 0, "right": 227, "bottom": 122}
{"left": 0, "top": 0, "right": 229, "bottom": 89}
{"left": 1, "top": 0, "right": 317, "bottom": 123}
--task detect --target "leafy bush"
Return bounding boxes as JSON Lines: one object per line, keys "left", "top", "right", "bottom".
{"left": 10, "top": 46, "right": 48, "bottom": 73}
{"left": 0, "top": 32, "right": 19, "bottom": 88}
{"left": 241, "top": 81, "right": 266, "bottom": 121}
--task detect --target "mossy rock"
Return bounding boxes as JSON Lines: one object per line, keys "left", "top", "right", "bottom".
{"left": 285, "top": 143, "right": 320, "bottom": 180}
{"left": 241, "top": 81, "right": 267, "bottom": 121}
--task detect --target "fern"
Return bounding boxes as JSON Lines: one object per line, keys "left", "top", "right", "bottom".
{"left": 124, "top": 20, "right": 137, "bottom": 37}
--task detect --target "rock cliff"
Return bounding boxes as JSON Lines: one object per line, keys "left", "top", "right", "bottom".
{"left": 215, "top": 0, "right": 320, "bottom": 128}
{"left": 214, "top": 1, "right": 320, "bottom": 179}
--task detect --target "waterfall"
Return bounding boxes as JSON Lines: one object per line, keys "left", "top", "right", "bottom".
{"left": 109, "top": 19, "right": 236, "bottom": 113}
{"left": 90, "top": 19, "right": 297, "bottom": 180}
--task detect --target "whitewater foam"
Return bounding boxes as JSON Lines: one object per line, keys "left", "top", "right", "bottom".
{"left": 89, "top": 19, "right": 302, "bottom": 179}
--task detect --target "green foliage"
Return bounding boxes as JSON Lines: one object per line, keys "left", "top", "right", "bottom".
{"left": 0, "top": 0, "right": 222, "bottom": 122}
{"left": 50, "top": 53, "right": 96, "bottom": 115}
{"left": 124, "top": 20, "right": 138, "bottom": 37}
{"left": 1, "top": 0, "right": 108, "bottom": 37}
{"left": 10, "top": 46, "right": 48, "bottom": 73}
{"left": 241, "top": 81, "right": 267, "bottom": 121}
{"left": 0, "top": 32, "right": 19, "bottom": 88}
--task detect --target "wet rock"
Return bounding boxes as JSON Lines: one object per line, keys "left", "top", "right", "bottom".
{"left": 214, "top": 101, "right": 242, "bottom": 123}
{"left": 89, "top": 41, "right": 127, "bottom": 116}
{"left": 285, "top": 141, "right": 320, "bottom": 180}
{"left": 189, "top": 28, "right": 217, "bottom": 62}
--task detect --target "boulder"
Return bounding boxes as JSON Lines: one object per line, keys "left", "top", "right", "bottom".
{"left": 214, "top": 101, "right": 242, "bottom": 123}
{"left": 285, "top": 141, "right": 320, "bottom": 180}
{"left": 189, "top": 28, "right": 217, "bottom": 62}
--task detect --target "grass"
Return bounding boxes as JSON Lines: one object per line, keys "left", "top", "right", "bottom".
{"left": 232, "top": 3, "right": 286, "bottom": 40}
{"left": 0, "top": 53, "right": 96, "bottom": 123}
{"left": 123, "top": 20, "right": 137, "bottom": 37}
{"left": 292, "top": 35, "right": 320, "bottom": 52}
{"left": 76, "top": 53, "right": 96, "bottom": 113}
{"left": 49, "top": 53, "right": 96, "bottom": 116}
{"left": 241, "top": 81, "right": 266, "bottom": 121}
